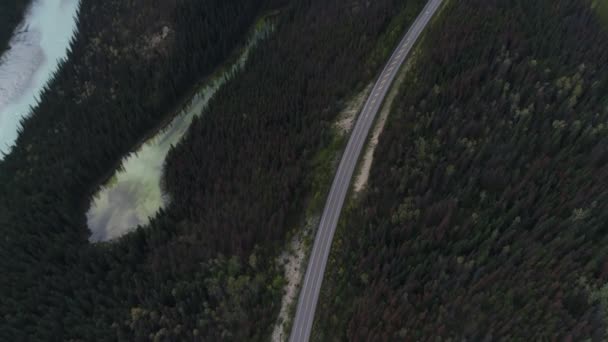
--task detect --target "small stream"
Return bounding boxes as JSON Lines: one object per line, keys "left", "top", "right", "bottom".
{"left": 0, "top": 0, "right": 81, "bottom": 157}
{"left": 87, "top": 23, "right": 272, "bottom": 242}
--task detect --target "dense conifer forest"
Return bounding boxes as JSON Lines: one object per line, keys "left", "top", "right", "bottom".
{"left": 0, "top": 0, "right": 30, "bottom": 54}
{"left": 0, "top": 0, "right": 425, "bottom": 339}
{"left": 315, "top": 0, "right": 608, "bottom": 340}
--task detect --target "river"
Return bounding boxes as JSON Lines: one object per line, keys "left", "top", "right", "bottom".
{"left": 87, "top": 22, "right": 271, "bottom": 242}
{"left": 0, "top": 0, "right": 81, "bottom": 158}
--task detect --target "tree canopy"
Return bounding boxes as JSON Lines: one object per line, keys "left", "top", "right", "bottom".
{"left": 315, "top": 0, "right": 608, "bottom": 340}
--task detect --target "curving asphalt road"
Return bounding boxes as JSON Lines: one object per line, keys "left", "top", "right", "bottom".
{"left": 288, "top": 0, "right": 443, "bottom": 341}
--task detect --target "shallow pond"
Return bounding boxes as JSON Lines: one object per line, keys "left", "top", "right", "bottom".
{"left": 87, "top": 23, "right": 271, "bottom": 242}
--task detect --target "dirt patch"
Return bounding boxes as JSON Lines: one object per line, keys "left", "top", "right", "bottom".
{"left": 335, "top": 83, "right": 373, "bottom": 135}
{"left": 271, "top": 216, "right": 317, "bottom": 342}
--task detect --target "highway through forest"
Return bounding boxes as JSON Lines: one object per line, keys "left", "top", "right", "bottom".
{"left": 288, "top": 0, "right": 443, "bottom": 340}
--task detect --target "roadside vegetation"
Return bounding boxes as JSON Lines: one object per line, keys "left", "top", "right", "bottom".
{"left": 315, "top": 0, "right": 608, "bottom": 340}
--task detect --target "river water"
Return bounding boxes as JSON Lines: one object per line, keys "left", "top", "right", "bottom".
{"left": 87, "top": 23, "right": 271, "bottom": 242}
{"left": 0, "top": 0, "right": 81, "bottom": 158}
